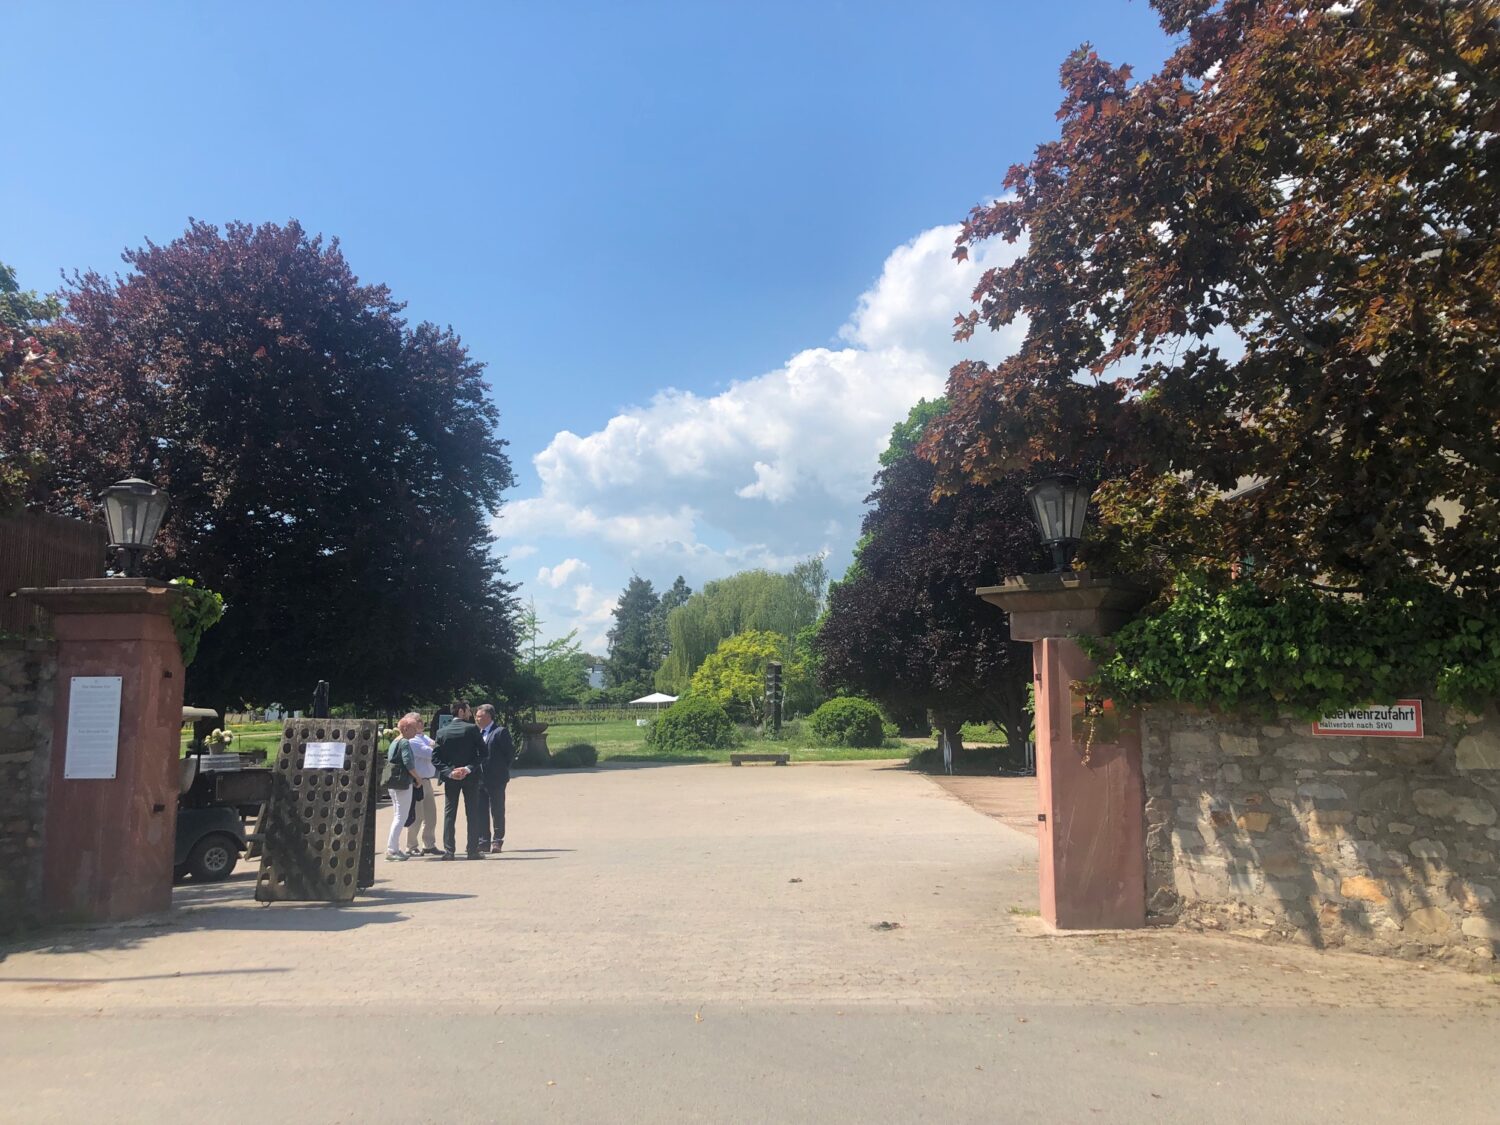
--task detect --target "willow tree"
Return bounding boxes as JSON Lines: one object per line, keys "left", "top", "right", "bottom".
{"left": 655, "top": 560, "right": 826, "bottom": 693}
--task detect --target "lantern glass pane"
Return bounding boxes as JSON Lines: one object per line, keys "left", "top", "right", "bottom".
{"left": 1027, "top": 480, "right": 1064, "bottom": 543}
{"left": 101, "top": 479, "right": 168, "bottom": 548}
{"left": 102, "top": 490, "right": 130, "bottom": 545}
{"left": 1061, "top": 482, "right": 1089, "bottom": 541}
{"left": 1026, "top": 477, "right": 1092, "bottom": 546}
{"left": 138, "top": 491, "right": 169, "bottom": 547}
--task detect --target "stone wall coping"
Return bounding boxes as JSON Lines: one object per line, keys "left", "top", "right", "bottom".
{"left": 0, "top": 637, "right": 57, "bottom": 653}
{"left": 18, "top": 578, "right": 183, "bottom": 618}
{"left": 976, "top": 573, "right": 1153, "bottom": 640}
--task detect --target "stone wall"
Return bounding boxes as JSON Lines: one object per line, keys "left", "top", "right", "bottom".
{"left": 0, "top": 638, "right": 56, "bottom": 931}
{"left": 1142, "top": 702, "right": 1500, "bottom": 969}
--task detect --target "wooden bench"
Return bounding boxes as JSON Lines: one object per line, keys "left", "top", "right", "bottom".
{"left": 730, "top": 753, "right": 789, "bottom": 766}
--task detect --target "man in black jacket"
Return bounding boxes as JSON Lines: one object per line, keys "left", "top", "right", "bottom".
{"left": 474, "top": 704, "right": 516, "bottom": 854}
{"left": 431, "top": 700, "right": 487, "bottom": 860}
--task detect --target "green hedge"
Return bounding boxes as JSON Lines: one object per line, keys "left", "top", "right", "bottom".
{"left": 1084, "top": 574, "right": 1500, "bottom": 716}
{"left": 550, "top": 743, "right": 599, "bottom": 769}
{"left": 809, "top": 697, "right": 885, "bottom": 748}
{"left": 645, "top": 696, "right": 737, "bottom": 753}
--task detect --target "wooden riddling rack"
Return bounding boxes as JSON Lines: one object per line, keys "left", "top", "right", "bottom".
{"left": 254, "top": 719, "right": 383, "bottom": 903}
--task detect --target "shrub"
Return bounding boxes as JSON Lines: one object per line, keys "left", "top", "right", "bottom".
{"left": 550, "top": 743, "right": 598, "bottom": 769}
{"left": 809, "top": 697, "right": 885, "bottom": 748}
{"left": 1085, "top": 574, "right": 1500, "bottom": 715}
{"left": 758, "top": 718, "right": 806, "bottom": 744}
{"left": 908, "top": 744, "right": 1018, "bottom": 775}
{"left": 168, "top": 577, "right": 224, "bottom": 667}
{"left": 957, "top": 721, "right": 1008, "bottom": 745}
{"left": 646, "top": 696, "right": 737, "bottom": 754}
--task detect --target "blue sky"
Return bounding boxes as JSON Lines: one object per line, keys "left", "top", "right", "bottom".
{"left": 4, "top": 1, "right": 1175, "bottom": 651}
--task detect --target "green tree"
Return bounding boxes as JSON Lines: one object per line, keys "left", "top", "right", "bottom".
{"left": 605, "top": 575, "right": 660, "bottom": 696}
{"left": 19, "top": 220, "right": 520, "bottom": 712}
{"left": 879, "top": 396, "right": 948, "bottom": 469}
{"left": 653, "top": 574, "right": 693, "bottom": 664}
{"left": 688, "top": 629, "right": 807, "bottom": 726}
{"left": 515, "top": 600, "right": 590, "bottom": 707}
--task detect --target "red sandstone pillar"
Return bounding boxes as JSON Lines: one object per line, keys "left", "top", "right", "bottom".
{"left": 1033, "top": 636, "right": 1146, "bottom": 928}
{"left": 979, "top": 575, "right": 1150, "bottom": 930}
{"left": 21, "top": 579, "right": 185, "bottom": 924}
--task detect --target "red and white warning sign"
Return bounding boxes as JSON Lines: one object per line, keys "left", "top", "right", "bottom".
{"left": 1312, "top": 700, "right": 1423, "bottom": 738}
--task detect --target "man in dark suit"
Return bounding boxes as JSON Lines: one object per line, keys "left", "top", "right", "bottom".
{"left": 474, "top": 703, "right": 516, "bottom": 854}
{"left": 431, "top": 699, "right": 487, "bottom": 860}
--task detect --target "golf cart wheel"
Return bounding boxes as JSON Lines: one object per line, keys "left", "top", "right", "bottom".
{"left": 187, "top": 833, "right": 239, "bottom": 881}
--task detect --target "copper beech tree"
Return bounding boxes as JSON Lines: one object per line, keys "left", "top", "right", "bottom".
{"left": 816, "top": 403, "right": 1044, "bottom": 755}
{"left": 922, "top": 0, "right": 1500, "bottom": 594}
{"left": 16, "top": 220, "right": 520, "bottom": 712}
{"left": 0, "top": 261, "right": 71, "bottom": 512}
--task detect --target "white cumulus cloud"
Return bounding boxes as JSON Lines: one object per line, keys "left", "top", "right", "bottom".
{"left": 498, "top": 222, "right": 1028, "bottom": 642}
{"left": 566, "top": 583, "right": 619, "bottom": 653}
{"left": 536, "top": 557, "right": 589, "bottom": 588}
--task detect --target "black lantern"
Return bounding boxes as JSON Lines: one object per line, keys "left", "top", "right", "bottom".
{"left": 101, "top": 478, "right": 169, "bottom": 577}
{"left": 1025, "top": 475, "right": 1091, "bottom": 571}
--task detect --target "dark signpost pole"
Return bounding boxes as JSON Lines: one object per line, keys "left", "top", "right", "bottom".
{"left": 311, "top": 680, "right": 330, "bottom": 719}
{"left": 766, "top": 661, "right": 783, "bottom": 737}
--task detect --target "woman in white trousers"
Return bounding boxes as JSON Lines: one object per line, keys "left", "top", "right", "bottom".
{"left": 385, "top": 714, "right": 423, "bottom": 859}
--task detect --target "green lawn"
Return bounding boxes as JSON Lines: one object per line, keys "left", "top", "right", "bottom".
{"left": 540, "top": 716, "right": 906, "bottom": 764}
{"left": 179, "top": 720, "right": 283, "bottom": 761}
{"left": 180, "top": 716, "right": 908, "bottom": 766}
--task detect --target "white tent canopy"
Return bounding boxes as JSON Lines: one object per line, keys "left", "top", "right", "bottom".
{"left": 629, "top": 692, "right": 678, "bottom": 706}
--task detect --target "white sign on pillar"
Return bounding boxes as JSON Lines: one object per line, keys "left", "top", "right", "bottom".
{"left": 63, "top": 675, "right": 123, "bottom": 779}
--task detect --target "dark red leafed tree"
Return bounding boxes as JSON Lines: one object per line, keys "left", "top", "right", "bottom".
{"left": 20, "top": 220, "right": 519, "bottom": 711}
{"left": 923, "top": 0, "right": 1500, "bottom": 594}
{"left": 0, "top": 261, "right": 73, "bottom": 512}
{"left": 816, "top": 403, "right": 1045, "bottom": 753}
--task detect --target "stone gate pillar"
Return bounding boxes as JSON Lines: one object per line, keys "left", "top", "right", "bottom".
{"left": 20, "top": 579, "right": 184, "bottom": 924}
{"left": 978, "top": 574, "right": 1150, "bottom": 929}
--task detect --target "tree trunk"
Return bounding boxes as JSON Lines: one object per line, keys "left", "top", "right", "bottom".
{"left": 990, "top": 672, "right": 1033, "bottom": 772}
{"left": 931, "top": 712, "right": 965, "bottom": 757}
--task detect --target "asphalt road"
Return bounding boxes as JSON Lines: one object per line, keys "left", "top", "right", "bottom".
{"left": 4, "top": 761, "right": 1498, "bottom": 1122}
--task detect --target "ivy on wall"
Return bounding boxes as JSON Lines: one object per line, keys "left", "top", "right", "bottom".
{"left": 168, "top": 578, "right": 224, "bottom": 668}
{"left": 1081, "top": 576, "right": 1500, "bottom": 718}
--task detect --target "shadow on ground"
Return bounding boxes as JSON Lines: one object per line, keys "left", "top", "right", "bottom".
{"left": 0, "top": 875, "right": 479, "bottom": 961}
{"left": 518, "top": 757, "right": 715, "bottom": 773}
{"left": 0, "top": 967, "right": 291, "bottom": 986}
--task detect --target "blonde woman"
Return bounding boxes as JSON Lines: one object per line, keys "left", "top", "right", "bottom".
{"left": 385, "top": 714, "right": 423, "bottom": 860}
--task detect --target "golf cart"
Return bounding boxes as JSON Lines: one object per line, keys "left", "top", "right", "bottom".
{"left": 175, "top": 707, "right": 272, "bottom": 882}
